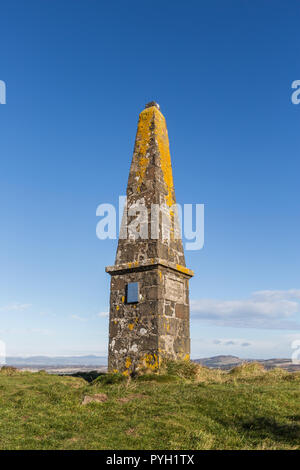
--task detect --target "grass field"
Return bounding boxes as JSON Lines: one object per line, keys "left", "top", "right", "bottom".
{"left": 0, "top": 362, "right": 299, "bottom": 450}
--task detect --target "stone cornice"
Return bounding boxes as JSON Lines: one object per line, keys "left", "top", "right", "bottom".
{"left": 105, "top": 258, "right": 194, "bottom": 278}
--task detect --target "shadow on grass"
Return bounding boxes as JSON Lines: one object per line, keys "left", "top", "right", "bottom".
{"left": 213, "top": 414, "right": 300, "bottom": 445}
{"left": 240, "top": 417, "right": 300, "bottom": 442}
{"left": 285, "top": 415, "right": 300, "bottom": 422}
{"left": 63, "top": 371, "right": 106, "bottom": 383}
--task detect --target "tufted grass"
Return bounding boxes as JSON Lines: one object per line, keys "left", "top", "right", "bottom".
{"left": 0, "top": 364, "right": 299, "bottom": 450}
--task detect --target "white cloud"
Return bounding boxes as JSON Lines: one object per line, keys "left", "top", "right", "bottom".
{"left": 0, "top": 328, "right": 52, "bottom": 335}
{"left": 0, "top": 302, "right": 32, "bottom": 312}
{"left": 69, "top": 314, "right": 88, "bottom": 322}
{"left": 212, "top": 339, "right": 252, "bottom": 347}
{"left": 251, "top": 289, "right": 300, "bottom": 301}
{"left": 191, "top": 289, "right": 300, "bottom": 329}
{"left": 96, "top": 311, "right": 109, "bottom": 318}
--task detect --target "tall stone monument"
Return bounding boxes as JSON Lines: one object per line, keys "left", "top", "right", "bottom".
{"left": 106, "top": 102, "right": 194, "bottom": 375}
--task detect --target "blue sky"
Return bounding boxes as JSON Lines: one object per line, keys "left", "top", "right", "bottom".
{"left": 0, "top": 0, "right": 299, "bottom": 358}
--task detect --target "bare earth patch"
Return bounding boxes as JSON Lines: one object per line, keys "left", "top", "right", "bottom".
{"left": 117, "top": 394, "right": 147, "bottom": 404}
{"left": 82, "top": 393, "right": 108, "bottom": 405}
{"left": 125, "top": 428, "right": 138, "bottom": 436}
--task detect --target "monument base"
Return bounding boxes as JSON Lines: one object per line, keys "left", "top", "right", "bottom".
{"left": 106, "top": 259, "right": 193, "bottom": 375}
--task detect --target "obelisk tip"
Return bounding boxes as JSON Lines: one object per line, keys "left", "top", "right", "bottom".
{"left": 145, "top": 101, "right": 160, "bottom": 110}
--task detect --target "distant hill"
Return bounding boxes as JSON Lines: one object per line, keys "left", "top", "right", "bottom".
{"left": 4, "top": 354, "right": 299, "bottom": 373}
{"left": 194, "top": 355, "right": 300, "bottom": 372}
{"left": 6, "top": 355, "right": 107, "bottom": 367}
{"left": 195, "top": 355, "right": 243, "bottom": 368}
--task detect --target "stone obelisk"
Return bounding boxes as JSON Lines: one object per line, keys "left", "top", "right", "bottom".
{"left": 106, "top": 102, "right": 193, "bottom": 375}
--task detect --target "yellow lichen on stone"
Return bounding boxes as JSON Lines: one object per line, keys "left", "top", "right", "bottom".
{"left": 134, "top": 107, "right": 153, "bottom": 192}
{"left": 163, "top": 319, "right": 170, "bottom": 332}
{"left": 169, "top": 211, "right": 175, "bottom": 241}
{"left": 176, "top": 264, "right": 194, "bottom": 276}
{"left": 133, "top": 105, "right": 176, "bottom": 203}
{"left": 135, "top": 107, "right": 153, "bottom": 157}
{"left": 153, "top": 108, "right": 175, "bottom": 207}
{"left": 141, "top": 353, "right": 159, "bottom": 371}
{"left": 157, "top": 349, "right": 164, "bottom": 367}
{"left": 125, "top": 357, "right": 132, "bottom": 369}
{"left": 177, "top": 350, "right": 189, "bottom": 360}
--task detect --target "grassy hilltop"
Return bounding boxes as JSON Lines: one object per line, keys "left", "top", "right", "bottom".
{"left": 0, "top": 361, "right": 299, "bottom": 450}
